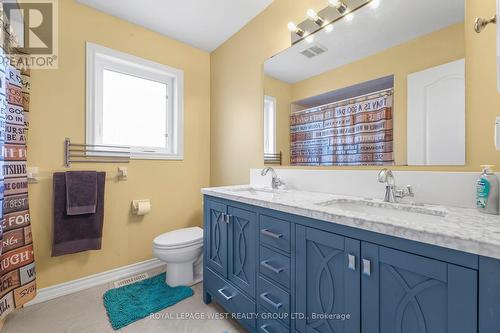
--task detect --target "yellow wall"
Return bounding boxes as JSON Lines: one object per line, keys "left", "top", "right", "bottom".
{"left": 28, "top": 0, "right": 210, "bottom": 288}
{"left": 467, "top": 0, "right": 500, "bottom": 172}
{"left": 211, "top": 0, "right": 498, "bottom": 186}
{"left": 267, "top": 23, "right": 464, "bottom": 165}
{"left": 26, "top": 0, "right": 500, "bottom": 288}
{"left": 264, "top": 76, "right": 292, "bottom": 166}
{"left": 211, "top": 0, "right": 327, "bottom": 185}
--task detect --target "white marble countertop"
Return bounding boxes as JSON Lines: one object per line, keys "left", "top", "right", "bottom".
{"left": 201, "top": 185, "right": 500, "bottom": 260}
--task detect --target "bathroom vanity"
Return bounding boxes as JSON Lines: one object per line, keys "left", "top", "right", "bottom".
{"left": 202, "top": 186, "right": 500, "bottom": 333}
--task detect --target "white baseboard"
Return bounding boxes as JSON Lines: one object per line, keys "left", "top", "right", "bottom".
{"left": 26, "top": 258, "right": 164, "bottom": 306}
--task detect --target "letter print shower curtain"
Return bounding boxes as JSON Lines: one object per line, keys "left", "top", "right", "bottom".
{"left": 290, "top": 89, "right": 394, "bottom": 166}
{"left": 0, "top": 4, "right": 36, "bottom": 319}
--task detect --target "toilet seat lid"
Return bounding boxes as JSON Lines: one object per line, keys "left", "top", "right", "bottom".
{"left": 153, "top": 227, "right": 203, "bottom": 248}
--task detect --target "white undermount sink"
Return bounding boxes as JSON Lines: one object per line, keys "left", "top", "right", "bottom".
{"left": 315, "top": 199, "right": 447, "bottom": 221}
{"left": 226, "top": 186, "right": 286, "bottom": 199}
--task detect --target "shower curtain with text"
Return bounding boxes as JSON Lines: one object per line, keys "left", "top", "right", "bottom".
{"left": 0, "top": 6, "right": 36, "bottom": 319}
{"left": 290, "top": 89, "right": 394, "bottom": 166}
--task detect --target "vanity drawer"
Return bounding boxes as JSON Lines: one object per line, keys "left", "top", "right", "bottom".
{"left": 258, "top": 316, "right": 289, "bottom": 333}
{"left": 259, "top": 245, "right": 290, "bottom": 289}
{"left": 258, "top": 276, "right": 290, "bottom": 326}
{"left": 205, "top": 268, "right": 256, "bottom": 329}
{"left": 260, "top": 215, "right": 291, "bottom": 253}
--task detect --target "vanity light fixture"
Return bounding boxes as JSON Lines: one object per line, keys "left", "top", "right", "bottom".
{"left": 289, "top": 0, "right": 373, "bottom": 45}
{"left": 307, "top": 9, "right": 325, "bottom": 27}
{"left": 288, "top": 21, "right": 305, "bottom": 37}
{"left": 328, "top": 0, "right": 348, "bottom": 15}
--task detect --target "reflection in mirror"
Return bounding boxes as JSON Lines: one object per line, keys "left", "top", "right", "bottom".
{"left": 263, "top": 0, "right": 465, "bottom": 167}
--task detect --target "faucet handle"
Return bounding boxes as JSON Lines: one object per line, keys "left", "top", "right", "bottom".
{"left": 395, "top": 185, "right": 414, "bottom": 199}
{"left": 272, "top": 177, "right": 285, "bottom": 190}
{"left": 405, "top": 185, "right": 414, "bottom": 197}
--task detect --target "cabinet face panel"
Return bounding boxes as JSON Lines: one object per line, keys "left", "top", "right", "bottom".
{"left": 260, "top": 215, "right": 291, "bottom": 253}
{"left": 260, "top": 245, "right": 291, "bottom": 289}
{"left": 228, "top": 206, "right": 257, "bottom": 297}
{"left": 362, "top": 243, "right": 477, "bottom": 333}
{"left": 296, "top": 226, "right": 361, "bottom": 333}
{"left": 205, "top": 267, "right": 256, "bottom": 330}
{"left": 205, "top": 200, "right": 228, "bottom": 277}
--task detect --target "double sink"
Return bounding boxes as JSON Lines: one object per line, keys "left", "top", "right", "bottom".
{"left": 227, "top": 186, "right": 447, "bottom": 222}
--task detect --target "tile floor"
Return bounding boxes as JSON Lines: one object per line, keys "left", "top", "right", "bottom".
{"left": 3, "top": 267, "right": 245, "bottom": 333}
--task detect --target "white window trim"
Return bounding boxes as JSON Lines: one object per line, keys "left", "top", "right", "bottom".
{"left": 264, "top": 95, "right": 277, "bottom": 154}
{"left": 86, "top": 42, "right": 184, "bottom": 160}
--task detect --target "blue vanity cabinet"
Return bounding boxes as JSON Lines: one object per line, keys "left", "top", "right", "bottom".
{"left": 203, "top": 195, "right": 485, "bottom": 333}
{"left": 361, "top": 242, "right": 477, "bottom": 333}
{"left": 204, "top": 198, "right": 258, "bottom": 330}
{"left": 227, "top": 206, "right": 257, "bottom": 297}
{"left": 205, "top": 199, "right": 228, "bottom": 277}
{"left": 205, "top": 198, "right": 257, "bottom": 297}
{"left": 295, "top": 225, "right": 361, "bottom": 333}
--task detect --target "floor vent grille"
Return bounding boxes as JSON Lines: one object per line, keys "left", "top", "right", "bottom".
{"left": 113, "top": 273, "right": 149, "bottom": 288}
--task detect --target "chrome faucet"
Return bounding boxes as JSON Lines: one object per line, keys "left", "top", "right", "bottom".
{"left": 377, "top": 168, "right": 414, "bottom": 203}
{"left": 261, "top": 167, "right": 284, "bottom": 190}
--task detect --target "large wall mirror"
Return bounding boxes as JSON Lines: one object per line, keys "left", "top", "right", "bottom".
{"left": 263, "top": 0, "right": 465, "bottom": 166}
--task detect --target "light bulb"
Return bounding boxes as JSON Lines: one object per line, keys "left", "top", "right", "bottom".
{"left": 329, "top": 0, "right": 348, "bottom": 14}
{"left": 370, "top": 0, "right": 381, "bottom": 9}
{"left": 288, "top": 22, "right": 298, "bottom": 32}
{"left": 305, "top": 35, "right": 315, "bottom": 43}
{"left": 345, "top": 12, "right": 354, "bottom": 21}
{"left": 324, "top": 24, "right": 334, "bottom": 33}
{"left": 307, "top": 9, "right": 319, "bottom": 21}
{"left": 328, "top": 0, "right": 341, "bottom": 7}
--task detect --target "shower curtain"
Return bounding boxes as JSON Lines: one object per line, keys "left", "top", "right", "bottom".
{"left": 0, "top": 5, "right": 37, "bottom": 320}
{"left": 290, "top": 89, "right": 394, "bottom": 166}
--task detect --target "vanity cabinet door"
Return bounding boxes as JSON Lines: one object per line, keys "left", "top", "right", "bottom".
{"left": 205, "top": 199, "right": 228, "bottom": 277}
{"left": 361, "top": 242, "right": 477, "bottom": 333}
{"left": 227, "top": 206, "right": 257, "bottom": 298}
{"left": 296, "top": 225, "right": 361, "bottom": 333}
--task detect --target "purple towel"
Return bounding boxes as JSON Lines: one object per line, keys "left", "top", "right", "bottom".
{"left": 65, "top": 171, "right": 97, "bottom": 215}
{"left": 52, "top": 172, "right": 105, "bottom": 256}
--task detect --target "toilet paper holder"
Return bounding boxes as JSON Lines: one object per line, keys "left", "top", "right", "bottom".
{"left": 131, "top": 199, "right": 151, "bottom": 216}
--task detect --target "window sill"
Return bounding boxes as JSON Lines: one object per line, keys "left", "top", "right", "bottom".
{"left": 130, "top": 153, "right": 184, "bottom": 161}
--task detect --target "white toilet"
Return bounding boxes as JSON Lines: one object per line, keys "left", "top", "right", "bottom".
{"left": 152, "top": 227, "right": 203, "bottom": 287}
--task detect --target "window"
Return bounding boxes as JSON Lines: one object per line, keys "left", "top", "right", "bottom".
{"left": 86, "top": 42, "right": 184, "bottom": 160}
{"left": 264, "top": 95, "right": 276, "bottom": 154}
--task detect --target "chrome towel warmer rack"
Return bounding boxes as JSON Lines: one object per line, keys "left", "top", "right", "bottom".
{"left": 64, "top": 138, "right": 131, "bottom": 167}
{"left": 264, "top": 152, "right": 282, "bottom": 166}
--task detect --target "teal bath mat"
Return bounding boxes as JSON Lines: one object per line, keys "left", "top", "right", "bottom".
{"left": 103, "top": 273, "right": 193, "bottom": 330}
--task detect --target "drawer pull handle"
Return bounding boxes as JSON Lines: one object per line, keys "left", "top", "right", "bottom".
{"left": 261, "top": 229, "right": 283, "bottom": 239}
{"left": 217, "top": 288, "right": 234, "bottom": 301}
{"left": 347, "top": 254, "right": 356, "bottom": 271}
{"left": 260, "top": 292, "right": 283, "bottom": 310}
{"left": 260, "top": 324, "right": 272, "bottom": 333}
{"left": 261, "top": 260, "right": 284, "bottom": 274}
{"left": 362, "top": 259, "right": 371, "bottom": 276}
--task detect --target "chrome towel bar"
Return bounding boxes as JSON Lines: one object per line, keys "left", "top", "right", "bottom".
{"left": 64, "top": 138, "right": 131, "bottom": 167}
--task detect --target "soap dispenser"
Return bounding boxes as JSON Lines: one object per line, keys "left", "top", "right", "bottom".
{"left": 476, "top": 165, "right": 500, "bottom": 215}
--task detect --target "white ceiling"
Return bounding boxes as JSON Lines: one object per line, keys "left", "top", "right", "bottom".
{"left": 76, "top": 0, "right": 274, "bottom": 52}
{"left": 265, "top": 0, "right": 465, "bottom": 84}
